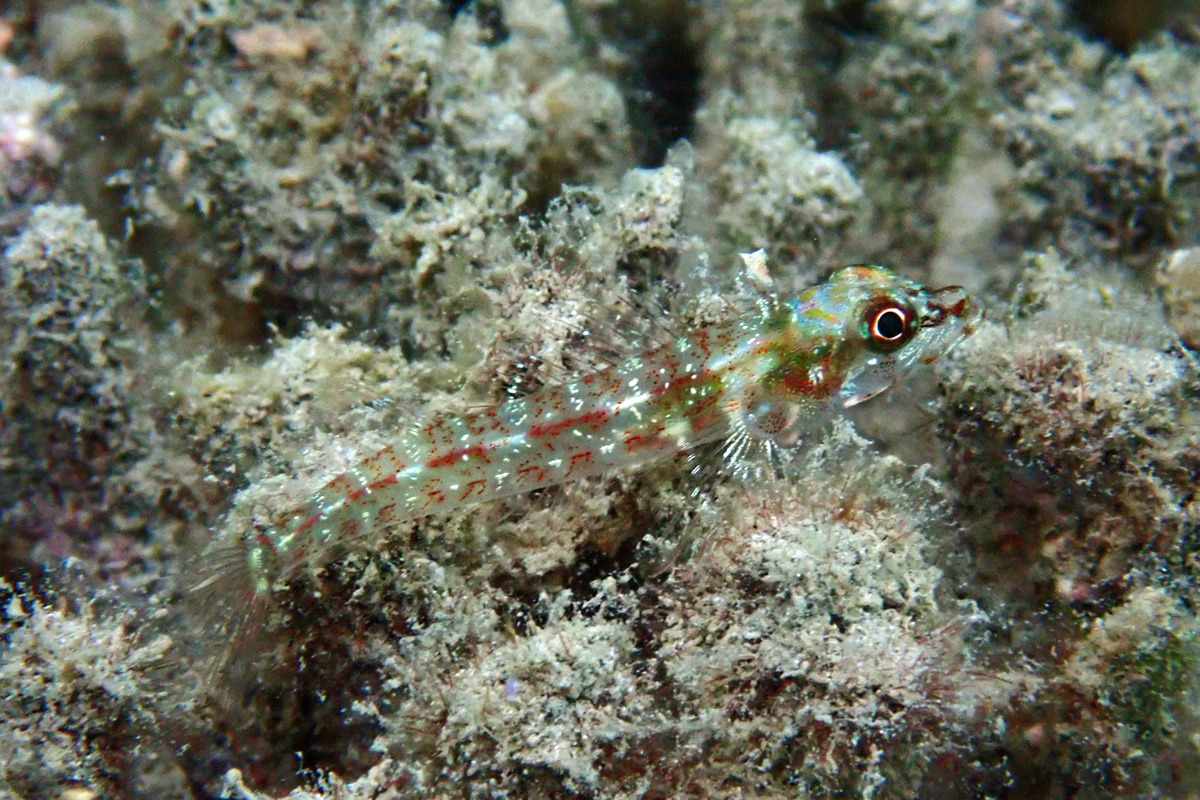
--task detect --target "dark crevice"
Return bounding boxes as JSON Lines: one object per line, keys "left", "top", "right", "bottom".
{"left": 568, "top": 0, "right": 700, "bottom": 169}
{"left": 441, "top": 0, "right": 508, "bottom": 44}
{"left": 624, "top": 0, "right": 700, "bottom": 168}
{"left": 1070, "top": 0, "right": 1173, "bottom": 52}
{"left": 806, "top": 0, "right": 874, "bottom": 37}
{"left": 474, "top": 0, "right": 510, "bottom": 44}
{"left": 802, "top": 0, "right": 879, "bottom": 152}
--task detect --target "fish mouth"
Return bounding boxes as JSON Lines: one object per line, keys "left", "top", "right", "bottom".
{"left": 913, "top": 286, "right": 984, "bottom": 365}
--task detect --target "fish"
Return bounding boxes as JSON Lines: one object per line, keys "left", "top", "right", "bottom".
{"left": 194, "top": 261, "right": 978, "bottom": 673}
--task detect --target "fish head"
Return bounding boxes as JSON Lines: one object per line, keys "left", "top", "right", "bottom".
{"left": 800, "top": 266, "right": 980, "bottom": 408}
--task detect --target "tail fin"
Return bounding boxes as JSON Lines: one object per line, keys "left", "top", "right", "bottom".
{"left": 182, "top": 533, "right": 278, "bottom": 707}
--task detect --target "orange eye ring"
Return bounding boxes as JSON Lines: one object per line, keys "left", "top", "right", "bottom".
{"left": 862, "top": 298, "right": 915, "bottom": 352}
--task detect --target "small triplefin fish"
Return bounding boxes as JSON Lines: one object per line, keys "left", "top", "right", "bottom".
{"left": 204, "top": 262, "right": 978, "bottom": 613}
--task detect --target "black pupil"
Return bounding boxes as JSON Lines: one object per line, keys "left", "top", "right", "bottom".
{"left": 876, "top": 309, "right": 905, "bottom": 339}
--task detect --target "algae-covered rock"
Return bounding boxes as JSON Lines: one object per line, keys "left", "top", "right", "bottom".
{"left": 0, "top": 581, "right": 179, "bottom": 799}
{"left": 0, "top": 204, "right": 149, "bottom": 579}
{"left": 2, "top": 0, "right": 1200, "bottom": 798}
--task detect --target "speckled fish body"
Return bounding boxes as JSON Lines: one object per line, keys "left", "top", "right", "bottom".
{"left": 247, "top": 265, "right": 977, "bottom": 592}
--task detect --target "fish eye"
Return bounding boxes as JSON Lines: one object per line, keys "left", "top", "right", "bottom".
{"left": 862, "top": 298, "right": 915, "bottom": 352}
{"left": 873, "top": 308, "right": 906, "bottom": 340}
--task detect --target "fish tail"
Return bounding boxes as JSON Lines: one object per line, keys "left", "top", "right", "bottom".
{"left": 184, "top": 528, "right": 282, "bottom": 704}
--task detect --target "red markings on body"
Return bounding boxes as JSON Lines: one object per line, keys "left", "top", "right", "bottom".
{"left": 567, "top": 451, "right": 593, "bottom": 476}
{"left": 328, "top": 474, "right": 355, "bottom": 494}
{"left": 361, "top": 445, "right": 399, "bottom": 480}
{"left": 293, "top": 513, "right": 322, "bottom": 538}
{"left": 686, "top": 394, "right": 725, "bottom": 435}
{"left": 426, "top": 443, "right": 492, "bottom": 470}
{"left": 779, "top": 354, "right": 840, "bottom": 399}
{"left": 780, "top": 365, "right": 816, "bottom": 396}
{"left": 375, "top": 503, "right": 397, "bottom": 525}
{"left": 648, "top": 368, "right": 711, "bottom": 402}
{"left": 276, "top": 507, "right": 306, "bottom": 529}
{"left": 339, "top": 517, "right": 360, "bottom": 538}
{"left": 529, "top": 409, "right": 609, "bottom": 440}
{"left": 346, "top": 472, "right": 400, "bottom": 505}
{"left": 517, "top": 464, "right": 546, "bottom": 485}
{"left": 462, "top": 479, "right": 488, "bottom": 500}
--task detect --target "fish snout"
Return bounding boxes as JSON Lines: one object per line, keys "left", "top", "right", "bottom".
{"left": 930, "top": 285, "right": 982, "bottom": 332}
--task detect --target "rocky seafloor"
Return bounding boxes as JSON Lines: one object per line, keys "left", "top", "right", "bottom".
{"left": 2, "top": 0, "right": 1200, "bottom": 797}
